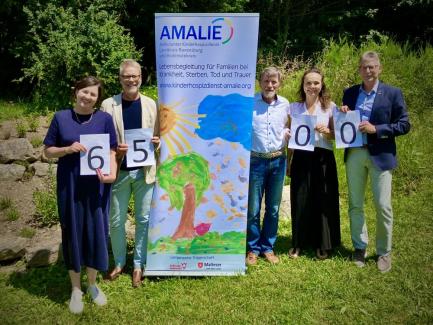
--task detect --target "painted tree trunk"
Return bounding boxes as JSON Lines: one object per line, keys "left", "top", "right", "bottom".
{"left": 172, "top": 183, "right": 196, "bottom": 240}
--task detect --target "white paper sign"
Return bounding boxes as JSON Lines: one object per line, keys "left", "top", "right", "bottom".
{"left": 334, "top": 109, "right": 363, "bottom": 149}
{"left": 125, "top": 128, "right": 155, "bottom": 167}
{"left": 80, "top": 134, "right": 110, "bottom": 175}
{"left": 288, "top": 114, "right": 317, "bottom": 151}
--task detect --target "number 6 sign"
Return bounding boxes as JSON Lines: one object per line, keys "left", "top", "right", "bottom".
{"left": 79, "top": 134, "right": 110, "bottom": 175}
{"left": 125, "top": 128, "right": 155, "bottom": 167}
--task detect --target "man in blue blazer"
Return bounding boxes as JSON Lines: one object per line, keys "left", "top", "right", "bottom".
{"left": 341, "top": 51, "right": 410, "bottom": 272}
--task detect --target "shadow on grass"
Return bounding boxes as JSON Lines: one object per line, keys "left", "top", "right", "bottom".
{"left": 7, "top": 261, "right": 70, "bottom": 304}
{"left": 274, "top": 234, "right": 354, "bottom": 260}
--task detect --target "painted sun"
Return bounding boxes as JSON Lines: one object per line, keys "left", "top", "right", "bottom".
{"left": 159, "top": 100, "right": 205, "bottom": 156}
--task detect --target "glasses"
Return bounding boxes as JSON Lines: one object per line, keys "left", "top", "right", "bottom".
{"left": 120, "top": 74, "right": 141, "bottom": 80}
{"left": 360, "top": 65, "right": 379, "bottom": 71}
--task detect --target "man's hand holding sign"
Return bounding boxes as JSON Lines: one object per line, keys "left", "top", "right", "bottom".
{"left": 334, "top": 108, "right": 363, "bottom": 148}
{"left": 124, "top": 128, "right": 156, "bottom": 167}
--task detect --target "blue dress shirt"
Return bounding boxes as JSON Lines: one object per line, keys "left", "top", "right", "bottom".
{"left": 251, "top": 92, "right": 290, "bottom": 153}
{"left": 356, "top": 80, "right": 379, "bottom": 144}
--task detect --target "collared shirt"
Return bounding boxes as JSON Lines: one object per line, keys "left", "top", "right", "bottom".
{"left": 290, "top": 101, "right": 335, "bottom": 151}
{"left": 251, "top": 92, "right": 290, "bottom": 153}
{"left": 356, "top": 80, "right": 379, "bottom": 144}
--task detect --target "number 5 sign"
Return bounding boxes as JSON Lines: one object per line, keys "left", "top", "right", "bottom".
{"left": 288, "top": 114, "right": 317, "bottom": 151}
{"left": 79, "top": 134, "right": 110, "bottom": 175}
{"left": 333, "top": 109, "right": 363, "bottom": 149}
{"left": 124, "top": 128, "right": 155, "bottom": 167}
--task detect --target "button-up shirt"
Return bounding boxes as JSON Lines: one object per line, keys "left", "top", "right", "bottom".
{"left": 251, "top": 92, "right": 290, "bottom": 153}
{"left": 356, "top": 80, "right": 379, "bottom": 144}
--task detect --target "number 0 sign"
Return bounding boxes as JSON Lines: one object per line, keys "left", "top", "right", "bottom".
{"left": 288, "top": 114, "right": 317, "bottom": 151}
{"left": 125, "top": 128, "right": 155, "bottom": 167}
{"left": 80, "top": 134, "right": 110, "bottom": 175}
{"left": 334, "top": 109, "right": 363, "bottom": 149}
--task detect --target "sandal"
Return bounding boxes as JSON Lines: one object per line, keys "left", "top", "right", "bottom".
{"left": 288, "top": 248, "right": 300, "bottom": 258}
{"left": 316, "top": 249, "right": 328, "bottom": 260}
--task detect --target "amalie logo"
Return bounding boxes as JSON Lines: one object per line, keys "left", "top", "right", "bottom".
{"left": 159, "top": 18, "right": 234, "bottom": 44}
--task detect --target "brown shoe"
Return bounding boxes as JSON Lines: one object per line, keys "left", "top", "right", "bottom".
{"left": 104, "top": 267, "right": 123, "bottom": 281}
{"left": 132, "top": 269, "right": 142, "bottom": 288}
{"left": 263, "top": 251, "right": 279, "bottom": 264}
{"left": 246, "top": 251, "right": 258, "bottom": 266}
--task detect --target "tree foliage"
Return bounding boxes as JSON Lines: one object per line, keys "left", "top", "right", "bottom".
{"left": 157, "top": 152, "right": 210, "bottom": 210}
{"left": 1, "top": 0, "right": 432, "bottom": 102}
{"left": 16, "top": 0, "right": 141, "bottom": 110}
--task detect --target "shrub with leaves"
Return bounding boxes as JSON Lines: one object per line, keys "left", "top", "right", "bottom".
{"left": 17, "top": 1, "right": 141, "bottom": 111}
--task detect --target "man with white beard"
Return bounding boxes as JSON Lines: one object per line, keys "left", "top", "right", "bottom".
{"left": 246, "top": 67, "right": 290, "bottom": 265}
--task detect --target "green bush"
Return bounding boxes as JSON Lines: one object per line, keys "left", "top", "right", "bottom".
{"left": 15, "top": 120, "right": 27, "bottom": 138}
{"left": 33, "top": 168, "right": 58, "bottom": 226}
{"left": 17, "top": 1, "right": 141, "bottom": 111}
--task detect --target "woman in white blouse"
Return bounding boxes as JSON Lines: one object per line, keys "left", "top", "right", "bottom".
{"left": 288, "top": 67, "right": 341, "bottom": 259}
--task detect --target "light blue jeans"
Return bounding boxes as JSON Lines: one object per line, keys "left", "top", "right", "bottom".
{"left": 247, "top": 155, "right": 286, "bottom": 255}
{"left": 346, "top": 148, "right": 393, "bottom": 256}
{"left": 110, "top": 169, "right": 154, "bottom": 270}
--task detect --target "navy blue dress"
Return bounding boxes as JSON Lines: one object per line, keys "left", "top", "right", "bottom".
{"left": 44, "top": 108, "right": 117, "bottom": 272}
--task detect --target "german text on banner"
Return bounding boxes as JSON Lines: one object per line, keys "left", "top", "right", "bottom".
{"left": 145, "top": 13, "right": 259, "bottom": 276}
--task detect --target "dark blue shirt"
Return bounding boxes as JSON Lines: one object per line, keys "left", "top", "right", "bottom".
{"left": 120, "top": 98, "right": 142, "bottom": 170}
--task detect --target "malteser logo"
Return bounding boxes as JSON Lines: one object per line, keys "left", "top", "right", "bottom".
{"left": 197, "top": 262, "right": 204, "bottom": 269}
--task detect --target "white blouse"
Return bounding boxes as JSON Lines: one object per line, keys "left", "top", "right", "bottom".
{"left": 290, "top": 101, "right": 335, "bottom": 151}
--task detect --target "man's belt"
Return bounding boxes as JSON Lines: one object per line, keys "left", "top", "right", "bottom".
{"left": 251, "top": 149, "right": 285, "bottom": 159}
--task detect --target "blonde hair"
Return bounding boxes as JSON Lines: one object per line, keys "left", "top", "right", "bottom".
{"left": 119, "top": 59, "right": 142, "bottom": 76}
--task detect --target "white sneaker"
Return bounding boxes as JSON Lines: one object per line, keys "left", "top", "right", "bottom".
{"left": 88, "top": 284, "right": 107, "bottom": 306}
{"left": 69, "top": 288, "right": 84, "bottom": 314}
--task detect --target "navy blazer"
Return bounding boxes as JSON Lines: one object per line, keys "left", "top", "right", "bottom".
{"left": 343, "top": 82, "right": 410, "bottom": 171}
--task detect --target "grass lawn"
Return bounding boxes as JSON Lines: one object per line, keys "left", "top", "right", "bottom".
{"left": 0, "top": 100, "right": 27, "bottom": 122}
{"left": 1, "top": 110, "right": 432, "bottom": 324}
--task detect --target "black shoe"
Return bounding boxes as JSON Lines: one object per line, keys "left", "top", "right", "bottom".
{"left": 353, "top": 249, "right": 367, "bottom": 267}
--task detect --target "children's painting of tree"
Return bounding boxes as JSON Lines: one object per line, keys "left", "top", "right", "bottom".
{"left": 147, "top": 94, "right": 252, "bottom": 256}
{"left": 157, "top": 152, "right": 211, "bottom": 240}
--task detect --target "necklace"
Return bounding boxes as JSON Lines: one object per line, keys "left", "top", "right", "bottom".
{"left": 74, "top": 109, "right": 94, "bottom": 124}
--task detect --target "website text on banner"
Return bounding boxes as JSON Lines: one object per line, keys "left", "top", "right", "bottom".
{"left": 146, "top": 13, "right": 259, "bottom": 276}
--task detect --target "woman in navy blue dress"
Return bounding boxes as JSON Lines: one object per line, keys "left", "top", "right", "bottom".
{"left": 44, "top": 76, "right": 117, "bottom": 314}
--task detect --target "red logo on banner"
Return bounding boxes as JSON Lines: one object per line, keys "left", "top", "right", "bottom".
{"left": 197, "top": 262, "right": 203, "bottom": 268}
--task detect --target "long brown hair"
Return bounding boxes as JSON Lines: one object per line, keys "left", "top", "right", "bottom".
{"left": 298, "top": 67, "right": 331, "bottom": 110}
{"left": 73, "top": 76, "right": 104, "bottom": 107}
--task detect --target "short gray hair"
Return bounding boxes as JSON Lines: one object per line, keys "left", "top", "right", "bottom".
{"left": 119, "top": 59, "right": 142, "bottom": 76}
{"left": 359, "top": 51, "right": 381, "bottom": 67}
{"left": 260, "top": 66, "right": 282, "bottom": 81}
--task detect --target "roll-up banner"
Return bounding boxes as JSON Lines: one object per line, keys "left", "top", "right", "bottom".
{"left": 145, "top": 13, "right": 259, "bottom": 276}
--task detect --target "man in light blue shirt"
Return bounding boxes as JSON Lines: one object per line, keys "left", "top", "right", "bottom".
{"left": 341, "top": 51, "right": 410, "bottom": 273}
{"left": 356, "top": 79, "right": 378, "bottom": 144}
{"left": 246, "top": 67, "right": 290, "bottom": 265}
